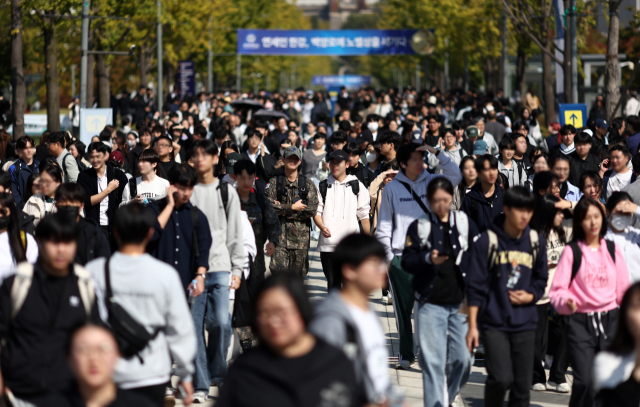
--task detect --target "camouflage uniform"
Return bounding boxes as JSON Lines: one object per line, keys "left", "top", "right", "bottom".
{"left": 240, "top": 192, "right": 281, "bottom": 285}
{"left": 265, "top": 174, "right": 318, "bottom": 277}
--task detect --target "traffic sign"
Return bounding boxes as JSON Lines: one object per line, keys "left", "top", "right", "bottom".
{"left": 559, "top": 103, "right": 587, "bottom": 128}
{"left": 80, "top": 108, "right": 112, "bottom": 145}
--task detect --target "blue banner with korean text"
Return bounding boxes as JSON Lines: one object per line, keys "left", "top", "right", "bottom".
{"left": 237, "top": 29, "right": 420, "bottom": 56}
{"left": 312, "top": 75, "right": 371, "bottom": 88}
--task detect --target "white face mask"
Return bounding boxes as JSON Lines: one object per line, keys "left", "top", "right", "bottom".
{"left": 611, "top": 214, "right": 633, "bottom": 231}
{"left": 366, "top": 152, "right": 377, "bottom": 163}
{"left": 127, "top": 140, "right": 136, "bottom": 148}
{"left": 368, "top": 122, "right": 379, "bottom": 132}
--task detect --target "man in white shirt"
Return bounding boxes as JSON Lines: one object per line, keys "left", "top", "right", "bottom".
{"left": 314, "top": 150, "right": 370, "bottom": 290}
{"left": 625, "top": 90, "right": 640, "bottom": 117}
{"left": 604, "top": 144, "right": 635, "bottom": 199}
{"left": 134, "top": 149, "right": 169, "bottom": 202}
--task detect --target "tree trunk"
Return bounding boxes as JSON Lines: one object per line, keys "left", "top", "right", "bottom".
{"left": 10, "top": 0, "right": 25, "bottom": 139}
{"left": 43, "top": 14, "right": 60, "bottom": 131}
{"left": 139, "top": 44, "right": 150, "bottom": 87}
{"left": 96, "top": 52, "right": 110, "bottom": 108}
{"left": 516, "top": 44, "right": 527, "bottom": 100}
{"left": 605, "top": 0, "right": 622, "bottom": 120}
{"left": 542, "top": 45, "right": 556, "bottom": 125}
{"left": 563, "top": 0, "right": 572, "bottom": 103}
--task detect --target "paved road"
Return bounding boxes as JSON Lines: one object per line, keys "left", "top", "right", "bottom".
{"left": 175, "top": 241, "right": 572, "bottom": 406}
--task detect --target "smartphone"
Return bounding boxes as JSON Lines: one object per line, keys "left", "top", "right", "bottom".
{"left": 173, "top": 192, "right": 179, "bottom": 201}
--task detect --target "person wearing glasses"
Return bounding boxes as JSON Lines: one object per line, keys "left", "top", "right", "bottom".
{"left": 153, "top": 135, "right": 178, "bottom": 179}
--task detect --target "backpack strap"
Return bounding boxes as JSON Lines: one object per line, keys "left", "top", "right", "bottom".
{"left": 319, "top": 179, "right": 328, "bottom": 203}
{"left": 129, "top": 178, "right": 137, "bottom": 199}
{"left": 298, "top": 174, "right": 309, "bottom": 200}
{"left": 361, "top": 167, "right": 370, "bottom": 188}
{"left": 398, "top": 181, "right": 430, "bottom": 215}
{"left": 72, "top": 264, "right": 95, "bottom": 319}
{"left": 415, "top": 216, "right": 432, "bottom": 250}
{"left": 191, "top": 206, "right": 200, "bottom": 259}
{"left": 529, "top": 229, "right": 540, "bottom": 266}
{"left": 10, "top": 262, "right": 34, "bottom": 320}
{"left": 568, "top": 241, "right": 582, "bottom": 283}
{"left": 486, "top": 230, "right": 499, "bottom": 270}
{"left": 455, "top": 212, "right": 469, "bottom": 265}
{"left": 61, "top": 152, "right": 70, "bottom": 180}
{"left": 606, "top": 240, "right": 616, "bottom": 264}
{"left": 276, "top": 174, "right": 286, "bottom": 203}
{"left": 218, "top": 182, "right": 229, "bottom": 217}
{"left": 347, "top": 179, "right": 360, "bottom": 196}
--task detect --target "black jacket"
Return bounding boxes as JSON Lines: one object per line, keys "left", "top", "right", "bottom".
{"left": 569, "top": 151, "right": 601, "bottom": 186}
{"left": 77, "top": 164, "right": 128, "bottom": 230}
{"left": 0, "top": 263, "right": 98, "bottom": 402}
{"left": 18, "top": 208, "right": 35, "bottom": 235}
{"left": 347, "top": 164, "right": 375, "bottom": 189}
{"left": 75, "top": 217, "right": 111, "bottom": 265}
{"left": 460, "top": 183, "right": 504, "bottom": 232}
{"left": 242, "top": 152, "right": 279, "bottom": 183}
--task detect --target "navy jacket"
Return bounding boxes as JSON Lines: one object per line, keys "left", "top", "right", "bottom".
{"left": 148, "top": 198, "right": 212, "bottom": 291}
{"left": 460, "top": 183, "right": 504, "bottom": 232}
{"left": 10, "top": 157, "right": 40, "bottom": 206}
{"left": 466, "top": 215, "right": 548, "bottom": 332}
{"left": 77, "top": 164, "right": 128, "bottom": 230}
{"left": 401, "top": 211, "right": 479, "bottom": 302}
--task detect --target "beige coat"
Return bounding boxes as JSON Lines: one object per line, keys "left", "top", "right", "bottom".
{"left": 23, "top": 193, "right": 57, "bottom": 226}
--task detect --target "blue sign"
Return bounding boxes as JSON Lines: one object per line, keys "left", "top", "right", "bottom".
{"left": 559, "top": 103, "right": 587, "bottom": 128}
{"left": 312, "top": 75, "right": 371, "bottom": 89}
{"left": 177, "top": 60, "right": 196, "bottom": 97}
{"left": 238, "top": 29, "right": 420, "bottom": 55}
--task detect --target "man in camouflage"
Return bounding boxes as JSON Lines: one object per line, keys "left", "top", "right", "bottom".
{"left": 265, "top": 146, "right": 318, "bottom": 277}
{"left": 230, "top": 159, "right": 281, "bottom": 290}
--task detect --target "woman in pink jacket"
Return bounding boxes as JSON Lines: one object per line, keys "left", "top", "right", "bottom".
{"left": 550, "top": 197, "right": 630, "bottom": 407}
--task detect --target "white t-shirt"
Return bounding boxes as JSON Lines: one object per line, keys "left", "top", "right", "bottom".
{"left": 345, "top": 303, "right": 390, "bottom": 398}
{"left": 0, "top": 231, "right": 38, "bottom": 282}
{"left": 137, "top": 175, "right": 170, "bottom": 202}
{"left": 607, "top": 170, "right": 634, "bottom": 199}
{"left": 97, "top": 173, "right": 109, "bottom": 225}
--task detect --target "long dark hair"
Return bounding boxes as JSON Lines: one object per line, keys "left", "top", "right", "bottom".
{"left": 0, "top": 193, "right": 26, "bottom": 263}
{"left": 457, "top": 155, "right": 476, "bottom": 203}
{"left": 23, "top": 172, "right": 41, "bottom": 203}
{"left": 573, "top": 197, "right": 608, "bottom": 242}
{"left": 530, "top": 194, "right": 566, "bottom": 242}
{"left": 610, "top": 282, "right": 640, "bottom": 354}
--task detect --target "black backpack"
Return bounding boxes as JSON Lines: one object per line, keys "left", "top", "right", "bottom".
{"left": 568, "top": 240, "right": 616, "bottom": 285}
{"left": 318, "top": 179, "right": 360, "bottom": 202}
{"left": 276, "top": 173, "right": 309, "bottom": 203}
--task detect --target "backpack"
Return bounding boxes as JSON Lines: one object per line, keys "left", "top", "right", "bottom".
{"left": 129, "top": 178, "right": 137, "bottom": 199}
{"left": 568, "top": 240, "right": 616, "bottom": 284}
{"left": 414, "top": 211, "right": 470, "bottom": 265}
{"left": 276, "top": 173, "right": 309, "bottom": 203}
{"left": 10, "top": 262, "right": 94, "bottom": 320}
{"left": 103, "top": 257, "right": 158, "bottom": 361}
{"left": 486, "top": 229, "right": 540, "bottom": 270}
{"left": 318, "top": 179, "right": 360, "bottom": 203}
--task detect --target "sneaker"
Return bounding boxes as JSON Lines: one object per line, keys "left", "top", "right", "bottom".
{"left": 531, "top": 383, "right": 546, "bottom": 391}
{"left": 192, "top": 392, "right": 208, "bottom": 403}
{"left": 548, "top": 381, "right": 571, "bottom": 393}
{"left": 382, "top": 295, "right": 390, "bottom": 305}
{"left": 450, "top": 394, "right": 465, "bottom": 407}
{"left": 396, "top": 359, "right": 414, "bottom": 370}
{"left": 164, "top": 388, "right": 176, "bottom": 407}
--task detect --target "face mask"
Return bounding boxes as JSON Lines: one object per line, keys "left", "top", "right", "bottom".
{"left": 0, "top": 216, "right": 10, "bottom": 230}
{"left": 396, "top": 120, "right": 401, "bottom": 126}
{"left": 127, "top": 140, "right": 136, "bottom": 148}
{"left": 368, "top": 122, "right": 379, "bottom": 132}
{"left": 611, "top": 214, "right": 633, "bottom": 231}
{"left": 366, "top": 152, "right": 377, "bottom": 163}
{"left": 282, "top": 103, "right": 289, "bottom": 110}
{"left": 57, "top": 206, "right": 80, "bottom": 221}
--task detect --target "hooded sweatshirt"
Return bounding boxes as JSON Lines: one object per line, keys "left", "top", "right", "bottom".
{"left": 316, "top": 174, "right": 370, "bottom": 252}
{"left": 466, "top": 215, "right": 548, "bottom": 332}
{"left": 377, "top": 152, "right": 462, "bottom": 261}
{"left": 549, "top": 239, "right": 629, "bottom": 315}
{"left": 460, "top": 183, "right": 504, "bottom": 232}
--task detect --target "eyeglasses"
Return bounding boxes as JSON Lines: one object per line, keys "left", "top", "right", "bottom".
{"left": 156, "top": 143, "right": 171, "bottom": 148}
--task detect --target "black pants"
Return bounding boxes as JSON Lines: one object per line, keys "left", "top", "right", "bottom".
{"left": 129, "top": 382, "right": 168, "bottom": 407}
{"left": 548, "top": 314, "right": 570, "bottom": 384}
{"left": 99, "top": 225, "right": 117, "bottom": 252}
{"left": 532, "top": 303, "right": 549, "bottom": 385}
{"left": 566, "top": 310, "right": 618, "bottom": 407}
{"left": 320, "top": 252, "right": 340, "bottom": 290}
{"left": 483, "top": 329, "right": 535, "bottom": 407}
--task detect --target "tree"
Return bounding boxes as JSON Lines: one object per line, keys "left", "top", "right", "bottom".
{"left": 11, "top": 0, "right": 26, "bottom": 139}
{"left": 605, "top": 0, "right": 622, "bottom": 120}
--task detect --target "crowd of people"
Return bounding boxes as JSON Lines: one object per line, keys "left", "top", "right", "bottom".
{"left": 1, "top": 85, "right": 640, "bottom": 407}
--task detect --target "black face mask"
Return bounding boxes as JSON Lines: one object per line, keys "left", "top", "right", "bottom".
{"left": 0, "top": 216, "right": 10, "bottom": 230}
{"left": 56, "top": 206, "right": 80, "bottom": 221}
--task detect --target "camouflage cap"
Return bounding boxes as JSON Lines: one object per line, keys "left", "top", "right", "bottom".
{"left": 283, "top": 145, "right": 302, "bottom": 159}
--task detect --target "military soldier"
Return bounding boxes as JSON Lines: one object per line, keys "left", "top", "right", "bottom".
{"left": 265, "top": 146, "right": 318, "bottom": 276}
{"left": 230, "top": 159, "right": 281, "bottom": 291}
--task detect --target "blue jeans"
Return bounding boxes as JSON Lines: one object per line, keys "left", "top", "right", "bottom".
{"left": 191, "top": 272, "right": 231, "bottom": 392}
{"left": 415, "top": 301, "right": 471, "bottom": 407}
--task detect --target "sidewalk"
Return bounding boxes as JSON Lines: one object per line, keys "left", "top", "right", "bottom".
{"left": 178, "top": 241, "right": 572, "bottom": 406}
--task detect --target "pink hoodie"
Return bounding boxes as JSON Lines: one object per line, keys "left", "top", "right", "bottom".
{"left": 550, "top": 239, "right": 629, "bottom": 315}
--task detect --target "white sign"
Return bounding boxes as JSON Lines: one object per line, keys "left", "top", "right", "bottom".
{"left": 80, "top": 108, "right": 112, "bottom": 145}
{"left": 6, "top": 114, "right": 71, "bottom": 136}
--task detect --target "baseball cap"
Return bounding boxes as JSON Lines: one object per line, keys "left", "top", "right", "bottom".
{"left": 473, "top": 140, "right": 488, "bottom": 155}
{"left": 283, "top": 146, "right": 302, "bottom": 160}
{"left": 109, "top": 150, "right": 124, "bottom": 164}
{"left": 356, "top": 130, "right": 373, "bottom": 145}
{"left": 225, "top": 153, "right": 243, "bottom": 174}
{"left": 328, "top": 150, "right": 349, "bottom": 162}
{"left": 595, "top": 118, "right": 609, "bottom": 129}
{"left": 466, "top": 126, "right": 480, "bottom": 138}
